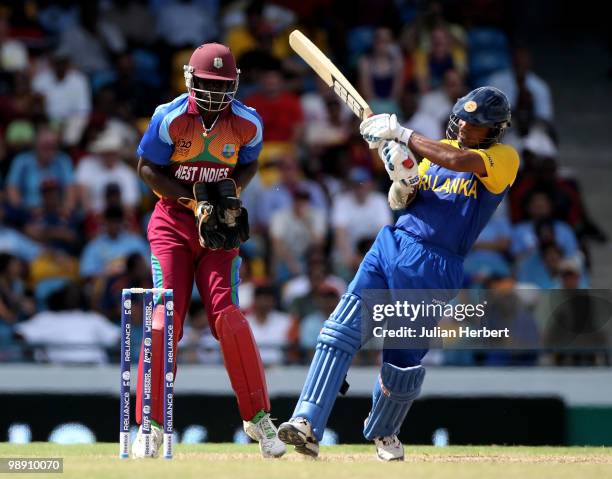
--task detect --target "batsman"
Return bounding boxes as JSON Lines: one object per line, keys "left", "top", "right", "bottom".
{"left": 133, "top": 43, "right": 285, "bottom": 458}
{"left": 278, "top": 87, "right": 519, "bottom": 460}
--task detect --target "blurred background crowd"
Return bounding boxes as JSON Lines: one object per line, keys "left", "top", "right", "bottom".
{"left": 0, "top": 0, "right": 610, "bottom": 367}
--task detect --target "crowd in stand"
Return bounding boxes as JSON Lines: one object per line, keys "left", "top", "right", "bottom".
{"left": 0, "top": 1, "right": 608, "bottom": 366}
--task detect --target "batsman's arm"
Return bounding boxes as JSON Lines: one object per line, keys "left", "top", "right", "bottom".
{"left": 137, "top": 157, "right": 193, "bottom": 201}
{"left": 408, "top": 134, "right": 487, "bottom": 176}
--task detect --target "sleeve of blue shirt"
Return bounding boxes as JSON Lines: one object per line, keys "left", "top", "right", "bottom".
{"left": 80, "top": 240, "right": 103, "bottom": 277}
{"left": 131, "top": 235, "right": 150, "bottom": 262}
{"left": 59, "top": 153, "right": 74, "bottom": 184}
{"left": 510, "top": 223, "right": 531, "bottom": 257}
{"left": 6, "top": 153, "right": 27, "bottom": 188}
{"left": 555, "top": 222, "right": 578, "bottom": 256}
{"left": 5, "top": 229, "right": 41, "bottom": 262}
{"left": 237, "top": 107, "right": 263, "bottom": 165}
{"left": 136, "top": 106, "right": 174, "bottom": 166}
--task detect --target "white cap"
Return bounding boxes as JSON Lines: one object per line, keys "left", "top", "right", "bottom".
{"left": 522, "top": 125, "right": 557, "bottom": 157}
{"left": 89, "top": 128, "right": 123, "bottom": 154}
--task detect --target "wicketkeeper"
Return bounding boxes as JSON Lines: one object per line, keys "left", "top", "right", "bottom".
{"left": 133, "top": 43, "right": 285, "bottom": 458}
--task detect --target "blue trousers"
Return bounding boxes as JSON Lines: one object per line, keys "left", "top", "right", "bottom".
{"left": 347, "top": 226, "right": 464, "bottom": 366}
{"left": 291, "top": 226, "right": 464, "bottom": 440}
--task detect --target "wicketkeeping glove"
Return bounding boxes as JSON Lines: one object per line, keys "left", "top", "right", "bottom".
{"left": 215, "top": 178, "right": 249, "bottom": 250}
{"left": 178, "top": 182, "right": 225, "bottom": 250}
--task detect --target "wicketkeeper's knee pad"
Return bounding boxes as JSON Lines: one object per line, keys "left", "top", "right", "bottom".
{"left": 363, "top": 362, "right": 425, "bottom": 440}
{"left": 293, "top": 293, "right": 362, "bottom": 441}
{"left": 215, "top": 305, "right": 270, "bottom": 420}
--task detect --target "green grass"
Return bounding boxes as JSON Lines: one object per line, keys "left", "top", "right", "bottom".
{"left": 0, "top": 443, "right": 611, "bottom": 479}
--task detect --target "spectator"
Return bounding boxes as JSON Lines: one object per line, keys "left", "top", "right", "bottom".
{"left": 254, "top": 154, "right": 327, "bottom": 229}
{"left": 0, "top": 203, "right": 42, "bottom": 262}
{"left": 358, "top": 27, "right": 404, "bottom": 115}
{"left": 81, "top": 84, "right": 140, "bottom": 159}
{"left": 517, "top": 242, "right": 564, "bottom": 289}
{"left": 488, "top": 47, "right": 554, "bottom": 127}
{"left": 301, "top": 82, "right": 352, "bottom": 150}
{"left": 56, "top": 2, "right": 125, "bottom": 75}
{"left": 283, "top": 247, "right": 346, "bottom": 310}
{"left": 332, "top": 167, "right": 392, "bottom": 274}
{"left": 516, "top": 222, "right": 588, "bottom": 289}
{"left": 414, "top": 25, "right": 466, "bottom": 92}
{"left": 270, "top": 188, "right": 327, "bottom": 280}
{"left": 224, "top": 0, "right": 291, "bottom": 64}
{"left": 477, "top": 277, "right": 539, "bottom": 366}
{"left": 0, "top": 253, "right": 35, "bottom": 326}
{"left": 109, "top": 52, "right": 160, "bottom": 119}
{"left": 31, "top": 51, "right": 92, "bottom": 146}
{"left": 0, "top": 72, "right": 45, "bottom": 147}
{"left": 299, "top": 282, "right": 341, "bottom": 353}
{"left": 0, "top": 16, "right": 28, "bottom": 73}
{"left": 237, "top": 254, "right": 257, "bottom": 313}
{"left": 511, "top": 192, "right": 579, "bottom": 260}
{"left": 179, "top": 301, "right": 221, "bottom": 364}
{"left": 245, "top": 68, "right": 304, "bottom": 143}
{"left": 14, "top": 284, "right": 120, "bottom": 364}
{"left": 558, "top": 257, "right": 588, "bottom": 290}
{"left": 246, "top": 285, "right": 292, "bottom": 365}
{"left": 156, "top": 0, "right": 219, "bottom": 47}
{"left": 543, "top": 267, "right": 608, "bottom": 366}
{"left": 408, "top": 68, "right": 466, "bottom": 139}
{"left": 79, "top": 206, "right": 149, "bottom": 280}
{"left": 464, "top": 200, "right": 512, "bottom": 283}
{"left": 96, "top": 252, "right": 152, "bottom": 320}
{"left": 5, "top": 126, "right": 77, "bottom": 213}
{"left": 75, "top": 127, "right": 141, "bottom": 215}
{"left": 103, "top": 0, "right": 157, "bottom": 48}
{"left": 23, "top": 179, "right": 81, "bottom": 256}
{"left": 509, "top": 153, "right": 606, "bottom": 243}
{"left": 399, "top": 83, "right": 441, "bottom": 139}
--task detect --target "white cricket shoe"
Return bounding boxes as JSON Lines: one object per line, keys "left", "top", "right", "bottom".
{"left": 373, "top": 434, "right": 404, "bottom": 461}
{"left": 243, "top": 413, "right": 286, "bottom": 458}
{"left": 277, "top": 417, "right": 319, "bottom": 458}
{"left": 131, "top": 424, "right": 163, "bottom": 459}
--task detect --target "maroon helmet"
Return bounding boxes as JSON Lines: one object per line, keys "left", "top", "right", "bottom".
{"left": 183, "top": 43, "right": 240, "bottom": 112}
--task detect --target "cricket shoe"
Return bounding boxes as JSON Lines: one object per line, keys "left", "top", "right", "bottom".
{"left": 277, "top": 417, "right": 319, "bottom": 458}
{"left": 373, "top": 434, "right": 404, "bottom": 461}
{"left": 243, "top": 413, "right": 286, "bottom": 458}
{"left": 131, "top": 424, "right": 163, "bottom": 459}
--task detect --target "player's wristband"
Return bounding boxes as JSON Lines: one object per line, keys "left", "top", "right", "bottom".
{"left": 396, "top": 126, "right": 414, "bottom": 145}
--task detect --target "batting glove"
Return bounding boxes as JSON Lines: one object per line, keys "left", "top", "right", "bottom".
{"left": 360, "top": 113, "right": 414, "bottom": 149}
{"left": 378, "top": 140, "right": 420, "bottom": 186}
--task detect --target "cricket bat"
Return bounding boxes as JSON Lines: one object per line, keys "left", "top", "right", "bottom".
{"left": 289, "top": 29, "right": 373, "bottom": 120}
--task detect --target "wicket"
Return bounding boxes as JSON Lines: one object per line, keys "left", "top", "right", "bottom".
{"left": 120, "top": 288, "right": 174, "bottom": 459}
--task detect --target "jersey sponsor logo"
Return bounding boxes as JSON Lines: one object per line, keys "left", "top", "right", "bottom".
{"left": 175, "top": 138, "right": 192, "bottom": 156}
{"left": 174, "top": 164, "right": 230, "bottom": 182}
{"left": 222, "top": 143, "right": 236, "bottom": 159}
{"left": 419, "top": 174, "right": 478, "bottom": 199}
